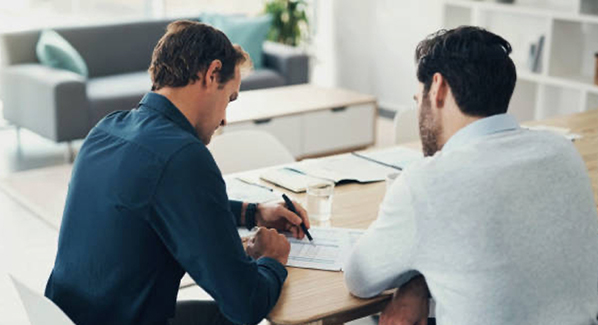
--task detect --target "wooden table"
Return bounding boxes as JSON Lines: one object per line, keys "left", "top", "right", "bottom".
{"left": 238, "top": 109, "right": 598, "bottom": 325}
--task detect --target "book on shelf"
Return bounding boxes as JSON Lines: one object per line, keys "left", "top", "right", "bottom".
{"left": 527, "top": 35, "right": 545, "bottom": 73}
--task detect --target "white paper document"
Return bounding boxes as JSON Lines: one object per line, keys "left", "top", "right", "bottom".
{"left": 353, "top": 147, "right": 424, "bottom": 170}
{"left": 523, "top": 125, "right": 582, "bottom": 141}
{"left": 225, "top": 177, "right": 280, "bottom": 203}
{"left": 259, "top": 167, "right": 329, "bottom": 193}
{"left": 285, "top": 227, "right": 365, "bottom": 271}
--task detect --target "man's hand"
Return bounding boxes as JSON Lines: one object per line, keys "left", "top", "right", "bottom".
{"left": 246, "top": 227, "right": 291, "bottom": 264}
{"left": 255, "top": 200, "right": 310, "bottom": 239}
{"left": 380, "top": 275, "right": 430, "bottom": 325}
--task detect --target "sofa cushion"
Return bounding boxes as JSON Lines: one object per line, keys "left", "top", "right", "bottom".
{"left": 240, "top": 69, "right": 285, "bottom": 91}
{"left": 200, "top": 14, "right": 272, "bottom": 69}
{"left": 36, "top": 30, "right": 89, "bottom": 77}
{"left": 87, "top": 71, "right": 152, "bottom": 123}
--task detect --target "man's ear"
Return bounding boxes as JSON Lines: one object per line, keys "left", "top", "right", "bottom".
{"left": 204, "top": 59, "right": 223, "bottom": 89}
{"left": 431, "top": 72, "right": 449, "bottom": 109}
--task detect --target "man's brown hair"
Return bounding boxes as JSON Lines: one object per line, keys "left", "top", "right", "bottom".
{"left": 149, "top": 20, "right": 249, "bottom": 91}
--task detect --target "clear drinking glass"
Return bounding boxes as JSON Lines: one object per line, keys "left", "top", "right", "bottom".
{"left": 306, "top": 180, "right": 334, "bottom": 222}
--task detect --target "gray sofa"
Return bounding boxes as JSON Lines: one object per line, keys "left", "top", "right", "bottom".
{"left": 0, "top": 18, "right": 309, "bottom": 143}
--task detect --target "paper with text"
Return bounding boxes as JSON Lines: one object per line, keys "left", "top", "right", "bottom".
{"left": 285, "top": 227, "right": 365, "bottom": 271}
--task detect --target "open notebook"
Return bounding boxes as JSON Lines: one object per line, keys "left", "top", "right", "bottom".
{"left": 260, "top": 147, "right": 423, "bottom": 193}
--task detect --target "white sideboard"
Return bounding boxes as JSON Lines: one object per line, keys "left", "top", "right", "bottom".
{"left": 221, "top": 85, "right": 377, "bottom": 159}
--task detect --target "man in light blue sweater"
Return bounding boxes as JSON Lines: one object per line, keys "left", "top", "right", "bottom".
{"left": 344, "top": 26, "right": 598, "bottom": 325}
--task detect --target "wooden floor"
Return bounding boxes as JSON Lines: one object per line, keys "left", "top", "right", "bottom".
{"left": 0, "top": 118, "right": 393, "bottom": 324}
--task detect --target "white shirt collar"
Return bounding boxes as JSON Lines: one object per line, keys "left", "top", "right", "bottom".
{"left": 442, "top": 114, "right": 520, "bottom": 153}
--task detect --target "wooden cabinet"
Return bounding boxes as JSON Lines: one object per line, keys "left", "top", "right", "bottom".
{"left": 302, "top": 104, "right": 375, "bottom": 156}
{"left": 221, "top": 85, "right": 377, "bottom": 159}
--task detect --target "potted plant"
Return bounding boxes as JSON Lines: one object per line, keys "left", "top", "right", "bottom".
{"left": 264, "top": 0, "right": 309, "bottom": 47}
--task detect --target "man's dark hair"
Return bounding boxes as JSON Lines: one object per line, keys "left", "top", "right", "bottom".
{"left": 415, "top": 26, "right": 517, "bottom": 117}
{"left": 149, "top": 20, "right": 248, "bottom": 91}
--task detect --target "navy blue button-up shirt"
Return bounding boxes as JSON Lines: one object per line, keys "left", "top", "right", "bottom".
{"left": 45, "top": 92, "right": 287, "bottom": 325}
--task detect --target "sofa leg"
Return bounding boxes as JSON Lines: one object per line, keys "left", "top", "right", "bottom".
{"left": 66, "top": 142, "right": 75, "bottom": 163}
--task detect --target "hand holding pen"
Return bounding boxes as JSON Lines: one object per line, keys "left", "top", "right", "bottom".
{"left": 282, "top": 194, "right": 313, "bottom": 242}
{"left": 253, "top": 198, "right": 311, "bottom": 240}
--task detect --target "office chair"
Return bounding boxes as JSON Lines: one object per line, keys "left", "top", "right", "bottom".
{"left": 208, "top": 130, "right": 295, "bottom": 174}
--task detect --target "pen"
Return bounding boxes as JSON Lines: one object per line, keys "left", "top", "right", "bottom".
{"left": 282, "top": 194, "right": 313, "bottom": 242}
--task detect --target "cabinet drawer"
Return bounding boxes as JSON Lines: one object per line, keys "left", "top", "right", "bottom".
{"left": 303, "top": 104, "right": 375, "bottom": 156}
{"left": 222, "top": 114, "right": 303, "bottom": 157}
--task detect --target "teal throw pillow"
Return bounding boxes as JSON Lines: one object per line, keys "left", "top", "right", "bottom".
{"left": 36, "top": 29, "right": 89, "bottom": 77}
{"left": 200, "top": 14, "right": 272, "bottom": 69}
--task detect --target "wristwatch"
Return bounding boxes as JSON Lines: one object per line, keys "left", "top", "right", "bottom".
{"left": 245, "top": 203, "right": 258, "bottom": 230}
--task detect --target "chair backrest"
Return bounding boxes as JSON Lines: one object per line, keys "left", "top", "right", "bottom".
{"left": 208, "top": 130, "right": 295, "bottom": 174}
{"left": 9, "top": 275, "right": 75, "bottom": 325}
{"left": 393, "top": 107, "right": 421, "bottom": 144}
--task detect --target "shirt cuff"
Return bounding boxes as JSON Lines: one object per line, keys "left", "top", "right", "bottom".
{"left": 229, "top": 200, "right": 243, "bottom": 227}
{"left": 256, "top": 257, "right": 288, "bottom": 286}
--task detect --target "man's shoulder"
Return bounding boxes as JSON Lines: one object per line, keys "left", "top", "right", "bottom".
{"left": 403, "top": 128, "right": 581, "bottom": 183}
{"left": 95, "top": 109, "right": 205, "bottom": 163}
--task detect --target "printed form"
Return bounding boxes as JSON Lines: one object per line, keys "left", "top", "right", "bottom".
{"left": 286, "top": 227, "right": 365, "bottom": 271}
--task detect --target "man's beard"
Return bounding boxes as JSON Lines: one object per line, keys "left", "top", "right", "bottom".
{"left": 418, "top": 94, "right": 442, "bottom": 157}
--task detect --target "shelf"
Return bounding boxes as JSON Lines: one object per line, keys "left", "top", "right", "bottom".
{"left": 446, "top": 0, "right": 598, "bottom": 23}
{"left": 538, "top": 84, "right": 582, "bottom": 118}
{"left": 477, "top": 10, "right": 549, "bottom": 73}
{"left": 509, "top": 79, "right": 538, "bottom": 121}
{"left": 517, "top": 71, "right": 598, "bottom": 94}
{"left": 443, "top": 0, "right": 598, "bottom": 119}
{"left": 517, "top": 70, "right": 546, "bottom": 83}
{"left": 446, "top": 0, "right": 576, "bottom": 18}
{"left": 549, "top": 19, "right": 598, "bottom": 89}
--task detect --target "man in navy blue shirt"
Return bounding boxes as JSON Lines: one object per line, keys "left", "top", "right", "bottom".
{"left": 45, "top": 20, "right": 310, "bottom": 325}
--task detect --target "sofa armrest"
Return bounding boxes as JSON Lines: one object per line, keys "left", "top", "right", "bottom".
{"left": 0, "top": 64, "right": 91, "bottom": 142}
{"left": 262, "top": 41, "right": 309, "bottom": 85}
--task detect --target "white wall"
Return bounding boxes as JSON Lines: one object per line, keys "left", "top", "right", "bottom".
{"left": 311, "top": 0, "right": 443, "bottom": 112}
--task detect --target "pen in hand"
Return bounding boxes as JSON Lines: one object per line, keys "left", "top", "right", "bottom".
{"left": 282, "top": 194, "right": 313, "bottom": 242}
